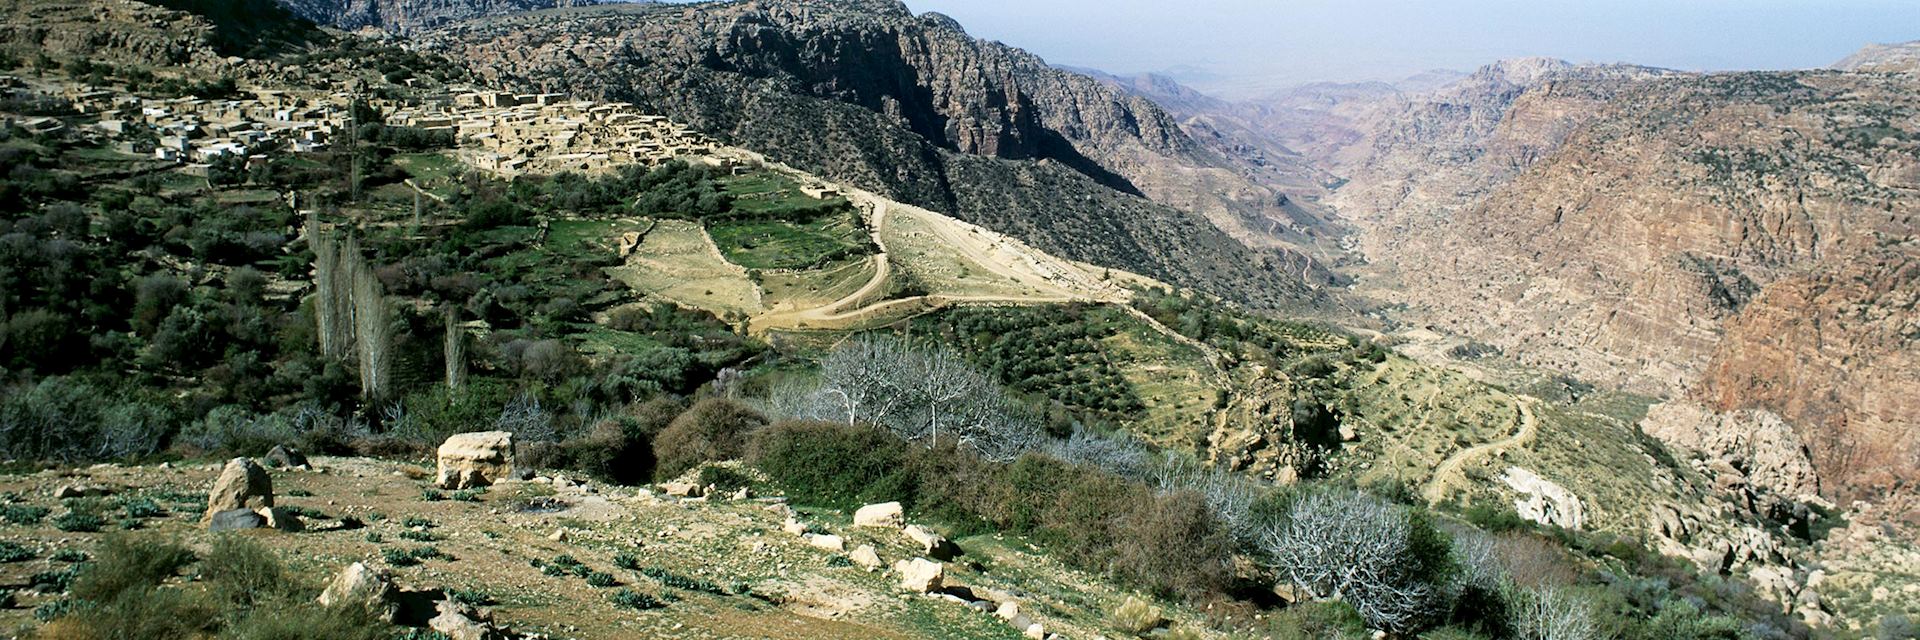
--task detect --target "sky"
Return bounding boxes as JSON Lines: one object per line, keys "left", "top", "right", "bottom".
{"left": 898, "top": 0, "right": 1920, "bottom": 99}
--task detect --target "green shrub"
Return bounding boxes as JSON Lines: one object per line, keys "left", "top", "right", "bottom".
{"left": 1268, "top": 601, "right": 1369, "bottom": 640}
{"left": 398, "top": 529, "right": 437, "bottom": 542}
{"left": 586, "top": 571, "right": 618, "bottom": 587}
{"left": 637, "top": 566, "right": 727, "bottom": 595}
{"left": 653, "top": 398, "right": 766, "bottom": 480}
{"left": 120, "top": 497, "right": 167, "bottom": 518}
{"left": 51, "top": 548, "right": 88, "bottom": 562}
{"left": 381, "top": 547, "right": 420, "bottom": 567}
{"left": 608, "top": 588, "right": 665, "bottom": 611}
{"left": 747, "top": 420, "right": 913, "bottom": 510}
{"left": 71, "top": 534, "right": 195, "bottom": 602}
{"left": 696, "top": 465, "right": 753, "bottom": 493}
{"left": 450, "top": 489, "right": 483, "bottom": 502}
{"left": 421, "top": 489, "right": 446, "bottom": 501}
{"left": 402, "top": 516, "right": 434, "bottom": 528}
{"left": 2, "top": 503, "right": 50, "bottom": 524}
{"left": 54, "top": 511, "right": 106, "bottom": 532}
{"left": 0, "top": 540, "right": 33, "bottom": 562}
{"left": 201, "top": 536, "right": 293, "bottom": 609}
{"left": 613, "top": 552, "right": 640, "bottom": 571}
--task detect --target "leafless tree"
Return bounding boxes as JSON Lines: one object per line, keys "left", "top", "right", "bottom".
{"left": 1258, "top": 489, "right": 1453, "bottom": 633}
{"left": 781, "top": 334, "right": 1042, "bottom": 462}
{"left": 496, "top": 392, "right": 557, "bottom": 442}
{"left": 1509, "top": 587, "right": 1597, "bottom": 640}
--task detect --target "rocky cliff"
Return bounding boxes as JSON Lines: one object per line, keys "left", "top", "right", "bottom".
{"left": 399, "top": 0, "right": 1340, "bottom": 309}
{"left": 1323, "top": 63, "right": 1920, "bottom": 506}
{"left": 275, "top": 0, "right": 598, "bottom": 33}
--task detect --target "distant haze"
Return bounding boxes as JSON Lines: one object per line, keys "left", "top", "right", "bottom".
{"left": 900, "top": 0, "right": 1920, "bottom": 98}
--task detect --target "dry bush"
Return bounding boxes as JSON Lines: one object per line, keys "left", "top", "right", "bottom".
{"left": 653, "top": 397, "right": 766, "bottom": 480}
{"left": 1496, "top": 533, "right": 1579, "bottom": 588}
{"left": 1114, "top": 490, "right": 1233, "bottom": 599}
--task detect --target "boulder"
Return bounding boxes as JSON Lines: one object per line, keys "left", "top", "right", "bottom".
{"left": 995, "top": 600, "right": 1022, "bottom": 621}
{"left": 661, "top": 481, "right": 702, "bottom": 498}
{"left": 782, "top": 519, "right": 809, "bottom": 536}
{"left": 53, "top": 484, "right": 112, "bottom": 499}
{"left": 318, "top": 562, "right": 397, "bottom": 621}
{"left": 208, "top": 508, "right": 266, "bottom": 532}
{"left": 899, "top": 557, "right": 944, "bottom": 593}
{"left": 903, "top": 524, "right": 958, "bottom": 560}
{"left": 429, "top": 598, "right": 503, "bottom": 640}
{"left": 264, "top": 444, "right": 310, "bottom": 469}
{"left": 205, "top": 458, "right": 273, "bottom": 521}
{"left": 434, "top": 431, "right": 515, "bottom": 490}
{"left": 850, "top": 545, "right": 882, "bottom": 570}
{"left": 853, "top": 501, "right": 905, "bottom": 528}
{"left": 807, "top": 534, "right": 846, "bottom": 552}
{"left": 1023, "top": 623, "right": 1045, "bottom": 639}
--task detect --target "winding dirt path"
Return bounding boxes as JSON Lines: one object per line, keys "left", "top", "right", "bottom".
{"left": 1422, "top": 397, "right": 1540, "bottom": 505}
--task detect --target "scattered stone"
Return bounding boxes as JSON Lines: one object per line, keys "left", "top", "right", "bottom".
{"left": 661, "top": 482, "right": 702, "bottom": 498}
{"left": 258, "top": 506, "right": 305, "bottom": 532}
{"left": 854, "top": 501, "right": 905, "bottom": 528}
{"left": 782, "top": 519, "right": 809, "bottom": 536}
{"left": 512, "top": 468, "right": 536, "bottom": 481}
{"left": 899, "top": 557, "right": 944, "bottom": 593}
{"left": 549, "top": 528, "right": 569, "bottom": 542}
{"left": 208, "top": 508, "right": 267, "bottom": 532}
{"left": 1023, "top": 622, "right": 1045, "bottom": 639}
{"left": 808, "top": 534, "right": 846, "bottom": 552}
{"left": 264, "top": 444, "right": 310, "bottom": 469}
{"left": 995, "top": 600, "right": 1022, "bottom": 621}
{"left": 731, "top": 486, "right": 751, "bottom": 500}
{"left": 318, "top": 562, "right": 397, "bottom": 622}
{"left": 53, "top": 484, "right": 112, "bottom": 499}
{"left": 206, "top": 457, "right": 274, "bottom": 521}
{"left": 849, "top": 545, "right": 882, "bottom": 570}
{"left": 430, "top": 598, "right": 504, "bottom": 640}
{"left": 903, "top": 524, "right": 958, "bottom": 559}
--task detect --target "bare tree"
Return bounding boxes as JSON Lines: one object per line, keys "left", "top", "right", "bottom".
{"left": 784, "top": 334, "right": 1042, "bottom": 462}
{"left": 1509, "top": 587, "right": 1597, "bottom": 640}
{"left": 1258, "top": 489, "right": 1454, "bottom": 633}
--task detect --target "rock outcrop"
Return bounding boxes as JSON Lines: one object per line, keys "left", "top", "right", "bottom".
{"left": 435, "top": 431, "right": 515, "bottom": 490}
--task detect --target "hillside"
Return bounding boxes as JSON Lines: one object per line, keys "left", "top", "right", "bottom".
{"left": 1, "top": 0, "right": 1918, "bottom": 637}
{"left": 396, "top": 0, "right": 1347, "bottom": 310}
{"left": 1832, "top": 41, "right": 1920, "bottom": 74}
{"left": 275, "top": 0, "right": 599, "bottom": 33}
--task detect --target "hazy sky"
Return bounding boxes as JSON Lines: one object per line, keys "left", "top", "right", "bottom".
{"left": 899, "top": 0, "right": 1920, "bottom": 98}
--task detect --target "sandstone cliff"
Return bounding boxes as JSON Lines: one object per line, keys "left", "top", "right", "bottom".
{"left": 1323, "top": 63, "right": 1920, "bottom": 505}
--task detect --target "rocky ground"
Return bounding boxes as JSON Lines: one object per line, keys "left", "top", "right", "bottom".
{"left": 0, "top": 455, "right": 1224, "bottom": 639}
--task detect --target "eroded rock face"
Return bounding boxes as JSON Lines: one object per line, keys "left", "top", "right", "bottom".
{"left": 1642, "top": 401, "right": 1822, "bottom": 500}
{"left": 435, "top": 431, "right": 515, "bottom": 490}
{"left": 206, "top": 458, "right": 274, "bottom": 521}
{"left": 1325, "top": 61, "right": 1920, "bottom": 506}
{"left": 1501, "top": 467, "right": 1584, "bottom": 530}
